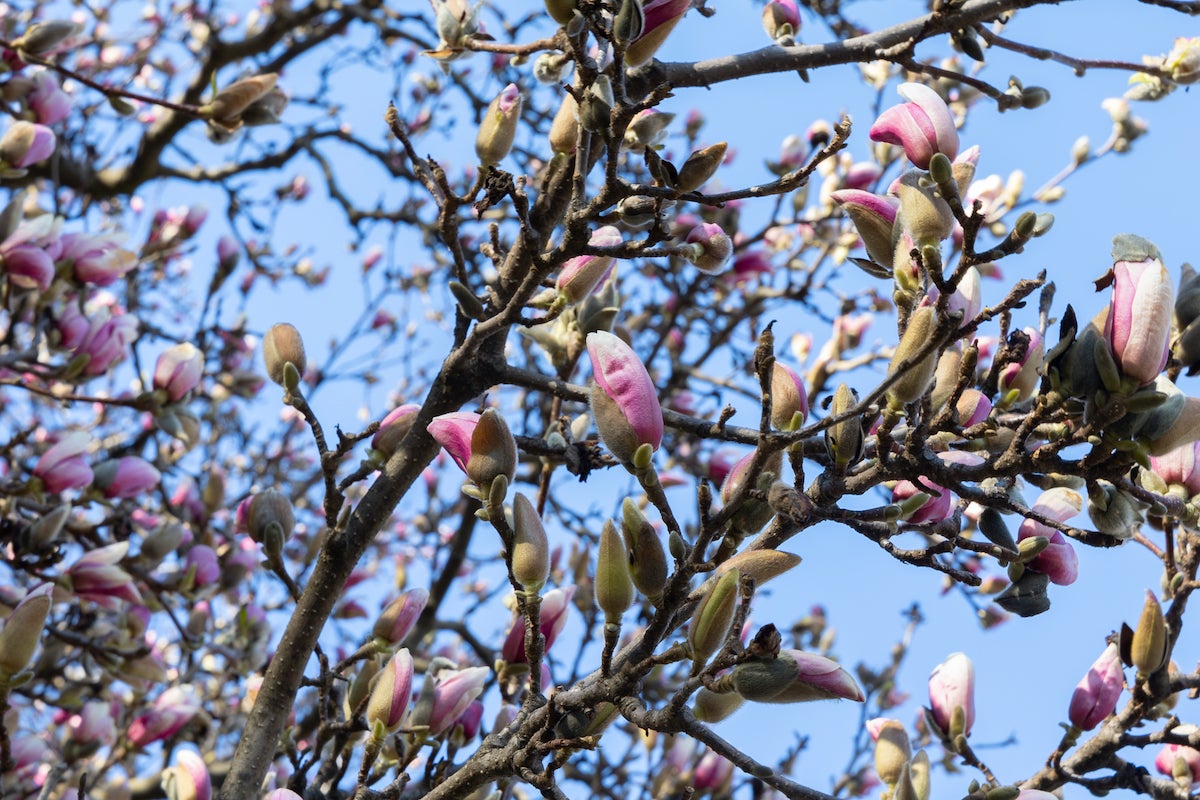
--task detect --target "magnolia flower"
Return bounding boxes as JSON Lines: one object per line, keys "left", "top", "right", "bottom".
{"left": 1017, "top": 487, "right": 1081, "bottom": 586}
{"left": 1150, "top": 440, "right": 1200, "bottom": 495}
{"left": 33, "top": 431, "right": 94, "bottom": 493}
{"left": 1154, "top": 725, "right": 1200, "bottom": 786}
{"left": 162, "top": 750, "right": 211, "bottom": 800}
{"left": 127, "top": 686, "right": 201, "bottom": 747}
{"left": 60, "top": 231, "right": 136, "bottom": 286}
{"left": 372, "top": 588, "right": 429, "bottom": 645}
{"left": 1107, "top": 235, "right": 1173, "bottom": 386}
{"left": 92, "top": 456, "right": 161, "bottom": 499}
{"left": 869, "top": 83, "right": 958, "bottom": 169}
{"left": 67, "top": 541, "right": 144, "bottom": 607}
{"left": 625, "top": 0, "right": 691, "bottom": 66}
{"left": 367, "top": 649, "right": 414, "bottom": 733}
{"left": 1067, "top": 643, "right": 1124, "bottom": 731}
{"left": 428, "top": 408, "right": 516, "bottom": 488}
{"left": 28, "top": 71, "right": 72, "bottom": 125}
{"left": 154, "top": 343, "right": 204, "bottom": 402}
{"left": 928, "top": 652, "right": 975, "bottom": 737}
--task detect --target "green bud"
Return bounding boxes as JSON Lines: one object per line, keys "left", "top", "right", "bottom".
{"left": 689, "top": 568, "right": 740, "bottom": 666}
{"left": 928, "top": 152, "right": 953, "bottom": 187}
{"left": 713, "top": 550, "right": 801, "bottom": 588}
{"left": 511, "top": 493, "right": 550, "bottom": 593}
{"left": 248, "top": 488, "right": 296, "bottom": 546}
{"left": 873, "top": 719, "right": 912, "bottom": 786}
{"left": 668, "top": 529, "right": 687, "bottom": 561}
{"left": 825, "top": 383, "right": 864, "bottom": 472}
{"left": 548, "top": 91, "right": 580, "bottom": 155}
{"left": 986, "top": 788, "right": 1021, "bottom": 800}
{"left": 0, "top": 585, "right": 52, "bottom": 678}
{"left": 476, "top": 85, "right": 523, "bottom": 166}
{"left": 896, "top": 171, "right": 954, "bottom": 247}
{"left": 977, "top": 508, "right": 1017, "bottom": 552}
{"left": 1017, "top": 535, "right": 1050, "bottom": 562}
{"left": 892, "top": 764, "right": 918, "bottom": 800}
{"left": 467, "top": 408, "right": 518, "bottom": 489}
{"left": 909, "top": 750, "right": 931, "bottom": 800}
{"left": 887, "top": 306, "right": 939, "bottom": 407}
{"left": 1012, "top": 210, "right": 1037, "bottom": 240}
{"left": 1130, "top": 590, "right": 1168, "bottom": 676}
{"left": 994, "top": 570, "right": 1051, "bottom": 617}
{"left": 612, "top": 0, "right": 645, "bottom": 45}
{"left": 262, "top": 323, "right": 307, "bottom": 388}
{"left": 621, "top": 498, "right": 668, "bottom": 604}
{"left": 596, "top": 520, "right": 634, "bottom": 620}
{"left": 449, "top": 280, "right": 485, "bottom": 319}
{"left": 14, "top": 20, "right": 82, "bottom": 55}
{"left": 1021, "top": 86, "right": 1051, "bottom": 109}
{"left": 693, "top": 687, "right": 745, "bottom": 722}
{"left": 544, "top": 0, "right": 577, "bottom": 24}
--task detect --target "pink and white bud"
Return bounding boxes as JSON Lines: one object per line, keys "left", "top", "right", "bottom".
{"left": 154, "top": 343, "right": 204, "bottom": 402}
{"left": 67, "top": 541, "right": 144, "bottom": 606}
{"left": 625, "top": 0, "right": 690, "bottom": 67}
{"left": 216, "top": 235, "right": 239, "bottom": 272}
{"left": 685, "top": 222, "right": 732, "bottom": 273}
{"left": 1018, "top": 487, "right": 1081, "bottom": 586}
{"left": 732, "top": 649, "right": 864, "bottom": 703}
{"left": 33, "top": 431, "right": 94, "bottom": 493}
{"left": 586, "top": 331, "right": 663, "bottom": 465}
{"left": 0, "top": 120, "right": 57, "bottom": 168}
{"left": 501, "top": 585, "right": 574, "bottom": 662}
{"left": 60, "top": 232, "right": 136, "bottom": 287}
{"left": 2, "top": 242, "right": 55, "bottom": 292}
{"left": 373, "top": 588, "right": 428, "bottom": 645}
{"left": 557, "top": 226, "right": 622, "bottom": 304}
{"left": 1155, "top": 726, "right": 1200, "bottom": 786}
{"left": 1067, "top": 643, "right": 1124, "bottom": 731}
{"left": 0, "top": 583, "right": 53, "bottom": 677}
{"left": 892, "top": 478, "right": 953, "bottom": 525}
{"left": 1107, "top": 237, "right": 1173, "bottom": 386}
{"left": 372, "top": 403, "right": 422, "bottom": 458}
{"left": 770, "top": 363, "right": 808, "bottom": 431}
{"left": 184, "top": 545, "right": 220, "bottom": 587}
{"left": 426, "top": 666, "right": 489, "bottom": 736}
{"left": 830, "top": 189, "right": 899, "bottom": 268}
{"left": 163, "top": 750, "right": 211, "bottom": 800}
{"left": 869, "top": 83, "right": 958, "bottom": 170}
{"left": 928, "top": 652, "right": 975, "bottom": 738}
{"left": 28, "top": 71, "right": 72, "bottom": 125}
{"left": 475, "top": 83, "right": 522, "bottom": 166}
{"left": 956, "top": 389, "right": 992, "bottom": 427}
{"left": 67, "top": 699, "right": 119, "bottom": 748}
{"left": 997, "top": 327, "right": 1043, "bottom": 402}
{"left": 127, "top": 687, "right": 201, "bottom": 747}
{"left": 92, "top": 456, "right": 161, "bottom": 500}
{"left": 367, "top": 649, "right": 414, "bottom": 733}
{"left": 761, "top": 0, "right": 801, "bottom": 42}
{"left": 75, "top": 309, "right": 139, "bottom": 376}
{"left": 1151, "top": 440, "right": 1200, "bottom": 495}
{"left": 692, "top": 749, "right": 735, "bottom": 793}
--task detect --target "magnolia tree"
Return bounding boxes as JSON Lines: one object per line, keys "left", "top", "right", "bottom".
{"left": 3, "top": 0, "right": 1200, "bottom": 799}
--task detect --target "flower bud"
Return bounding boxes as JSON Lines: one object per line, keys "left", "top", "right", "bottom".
{"left": 372, "top": 404, "right": 421, "bottom": 458}
{"left": 869, "top": 82, "right": 959, "bottom": 169}
{"left": 625, "top": 0, "right": 690, "bottom": 67}
{"left": 896, "top": 171, "right": 954, "bottom": 248}
{"left": 825, "top": 383, "right": 864, "bottom": 471}
{"left": 1130, "top": 590, "right": 1168, "bottom": 677}
{"left": 422, "top": 665, "right": 489, "bottom": 737}
{"left": 1086, "top": 481, "right": 1143, "bottom": 540}
{"left": 1017, "top": 488, "right": 1080, "bottom": 586}
{"left": 247, "top": 488, "right": 295, "bottom": 547}
{"left": 366, "top": 649, "right": 413, "bottom": 733}
{"left": 544, "top": 0, "right": 578, "bottom": 25}
{"left": 997, "top": 327, "right": 1043, "bottom": 403}
{"left": 548, "top": 90, "right": 580, "bottom": 155}
{"left": 1154, "top": 727, "right": 1200, "bottom": 786}
{"left": 511, "top": 493, "right": 550, "bottom": 593}
{"left": 685, "top": 222, "right": 733, "bottom": 273}
{"left": 580, "top": 76, "right": 614, "bottom": 134}
{"left": 770, "top": 363, "right": 809, "bottom": 431}
{"left": 596, "top": 520, "right": 634, "bottom": 619}
{"left": 466, "top": 409, "right": 518, "bottom": 491}
{"left": 154, "top": 343, "right": 204, "bottom": 402}
{"left": 831, "top": 189, "right": 899, "bottom": 268}
{"left": 162, "top": 750, "right": 211, "bottom": 800}
{"left": 761, "top": 0, "right": 801, "bottom": 43}
{"left": 676, "top": 142, "right": 727, "bottom": 193}
{"left": 587, "top": 331, "right": 663, "bottom": 466}
{"left": 14, "top": 20, "right": 82, "bottom": 55}
{"left": 92, "top": 456, "right": 161, "bottom": 500}
{"left": 624, "top": 109, "right": 674, "bottom": 152}
{"left": 612, "top": 0, "right": 645, "bottom": 45}
{"left": 693, "top": 687, "right": 745, "bottom": 722}
{"left": 373, "top": 588, "right": 428, "bottom": 646}
{"left": 476, "top": 84, "right": 522, "bottom": 166}
{"left": 689, "top": 568, "right": 739, "bottom": 666}
{"left": 0, "top": 583, "right": 53, "bottom": 678}
{"left": 207, "top": 74, "right": 278, "bottom": 125}
{"left": 1107, "top": 234, "right": 1173, "bottom": 386}
{"left": 33, "top": 431, "right": 94, "bottom": 493}
{"left": 1, "top": 120, "right": 56, "bottom": 169}
{"left": 732, "top": 649, "right": 864, "bottom": 703}
{"left": 868, "top": 718, "right": 912, "bottom": 786}
{"left": 557, "top": 226, "right": 621, "bottom": 304}
{"left": 620, "top": 498, "right": 667, "bottom": 603}
{"left": 928, "top": 652, "right": 974, "bottom": 738}
{"left": 262, "top": 323, "right": 306, "bottom": 388}
{"left": 887, "top": 306, "right": 939, "bottom": 407}
{"left": 1067, "top": 643, "right": 1124, "bottom": 731}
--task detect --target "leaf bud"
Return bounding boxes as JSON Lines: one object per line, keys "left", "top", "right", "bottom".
{"left": 887, "top": 306, "right": 939, "bottom": 408}
{"left": 620, "top": 498, "right": 667, "bottom": 604}
{"left": 689, "top": 568, "right": 739, "bottom": 667}
{"left": 1130, "top": 590, "right": 1168, "bottom": 677}
{"left": 675, "top": 142, "right": 727, "bottom": 193}
{"left": 612, "top": 0, "right": 645, "bottom": 45}
{"left": 824, "top": 383, "right": 864, "bottom": 471}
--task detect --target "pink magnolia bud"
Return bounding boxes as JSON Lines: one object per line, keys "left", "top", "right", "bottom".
{"left": 692, "top": 749, "right": 735, "bottom": 793}
{"left": 127, "top": 687, "right": 201, "bottom": 747}
{"left": 997, "top": 327, "right": 1044, "bottom": 402}
{"left": 761, "top": 0, "right": 801, "bottom": 42}
{"left": 830, "top": 189, "right": 899, "bottom": 268}
{"left": 76, "top": 309, "right": 139, "bottom": 376}
{"left": 732, "top": 649, "right": 864, "bottom": 703}
{"left": 28, "top": 72, "right": 72, "bottom": 125}
{"left": 163, "top": 750, "right": 211, "bottom": 800}
{"left": 373, "top": 588, "right": 428, "bottom": 645}
{"left": 1017, "top": 488, "right": 1081, "bottom": 586}
{"left": 67, "top": 541, "right": 144, "bottom": 607}
{"left": 1155, "top": 727, "right": 1200, "bottom": 786}
{"left": 586, "top": 331, "right": 663, "bottom": 465}
{"left": 431, "top": 408, "right": 517, "bottom": 488}
{"left": 0, "top": 120, "right": 57, "bottom": 168}
{"left": 153, "top": 343, "right": 204, "bottom": 402}
{"left": 625, "top": 0, "right": 690, "bottom": 67}
{"left": 372, "top": 403, "right": 421, "bottom": 458}
{"left": 1151, "top": 440, "right": 1200, "bottom": 494}
{"left": 216, "top": 235, "right": 239, "bottom": 272}
{"left": 476, "top": 83, "right": 522, "bottom": 166}
{"left": 92, "top": 456, "right": 161, "bottom": 499}
{"left": 956, "top": 389, "right": 992, "bottom": 427}
{"left": 67, "top": 699, "right": 119, "bottom": 748}
{"left": 61, "top": 232, "right": 136, "bottom": 286}
{"left": 3, "top": 242, "right": 55, "bottom": 292}
{"left": 262, "top": 322, "right": 306, "bottom": 388}
{"left": 425, "top": 666, "right": 489, "bottom": 736}
{"left": 184, "top": 544, "right": 220, "bottom": 587}
{"left": 0, "top": 583, "right": 53, "bottom": 677}
{"left": 501, "top": 585, "right": 574, "bottom": 663}
{"left": 892, "top": 477, "right": 953, "bottom": 525}
{"left": 685, "top": 222, "right": 732, "bottom": 273}
{"left": 1067, "top": 643, "right": 1124, "bottom": 731}
{"left": 33, "top": 431, "right": 94, "bottom": 493}
{"left": 1107, "top": 235, "right": 1173, "bottom": 386}
{"left": 266, "top": 792, "right": 304, "bottom": 800}
{"left": 869, "top": 83, "right": 958, "bottom": 169}
{"left": 557, "top": 226, "right": 622, "bottom": 304}
{"left": 367, "top": 649, "right": 414, "bottom": 733}
{"left": 928, "top": 652, "right": 974, "bottom": 738}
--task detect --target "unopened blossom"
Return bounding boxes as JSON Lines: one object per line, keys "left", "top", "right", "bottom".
{"left": 28, "top": 71, "right": 71, "bottom": 125}
{"left": 1107, "top": 235, "right": 1173, "bottom": 386}
{"left": 67, "top": 541, "right": 144, "bottom": 607}
{"left": 75, "top": 309, "right": 139, "bottom": 376}
{"left": 162, "top": 750, "right": 210, "bottom": 800}
{"left": 154, "top": 343, "right": 204, "bottom": 402}
{"left": 424, "top": 666, "right": 489, "bottom": 736}
{"left": 625, "top": 0, "right": 690, "bottom": 67}
{"left": 33, "top": 430, "right": 94, "bottom": 493}
{"left": 869, "top": 82, "right": 958, "bottom": 169}
{"left": 67, "top": 700, "right": 119, "bottom": 748}
{"left": 1067, "top": 643, "right": 1124, "bottom": 731}
{"left": 372, "top": 403, "right": 421, "bottom": 458}
{"left": 92, "top": 456, "right": 161, "bottom": 499}
{"left": 587, "top": 331, "right": 663, "bottom": 465}
{"left": 1151, "top": 441, "right": 1200, "bottom": 495}
{"left": 692, "top": 749, "right": 735, "bottom": 793}
{"left": 476, "top": 83, "right": 522, "bottom": 165}
{"left": 770, "top": 363, "right": 808, "bottom": 430}
{"left": 0, "top": 583, "right": 53, "bottom": 677}
{"left": 1018, "top": 487, "right": 1081, "bottom": 586}
{"left": 61, "top": 231, "right": 137, "bottom": 286}
{"left": 761, "top": 0, "right": 801, "bottom": 42}
{"left": 1, "top": 120, "right": 57, "bottom": 168}
{"left": 1154, "top": 726, "right": 1200, "bottom": 786}
{"left": 928, "top": 652, "right": 974, "bottom": 737}
{"left": 557, "top": 226, "right": 622, "bottom": 304}
{"left": 372, "top": 588, "right": 428, "bottom": 645}
{"left": 501, "top": 585, "right": 574, "bottom": 663}
{"left": 685, "top": 222, "right": 733, "bottom": 273}
{"left": 127, "top": 687, "right": 201, "bottom": 747}
{"left": 2, "top": 240, "right": 55, "bottom": 291}
{"left": 184, "top": 544, "right": 220, "bottom": 587}
{"left": 997, "top": 327, "right": 1043, "bottom": 402}
{"left": 624, "top": 109, "right": 674, "bottom": 151}
{"left": 428, "top": 408, "right": 516, "bottom": 488}
{"left": 367, "top": 649, "right": 414, "bottom": 733}
{"left": 731, "top": 649, "right": 864, "bottom": 703}
{"left": 831, "top": 189, "right": 899, "bottom": 268}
